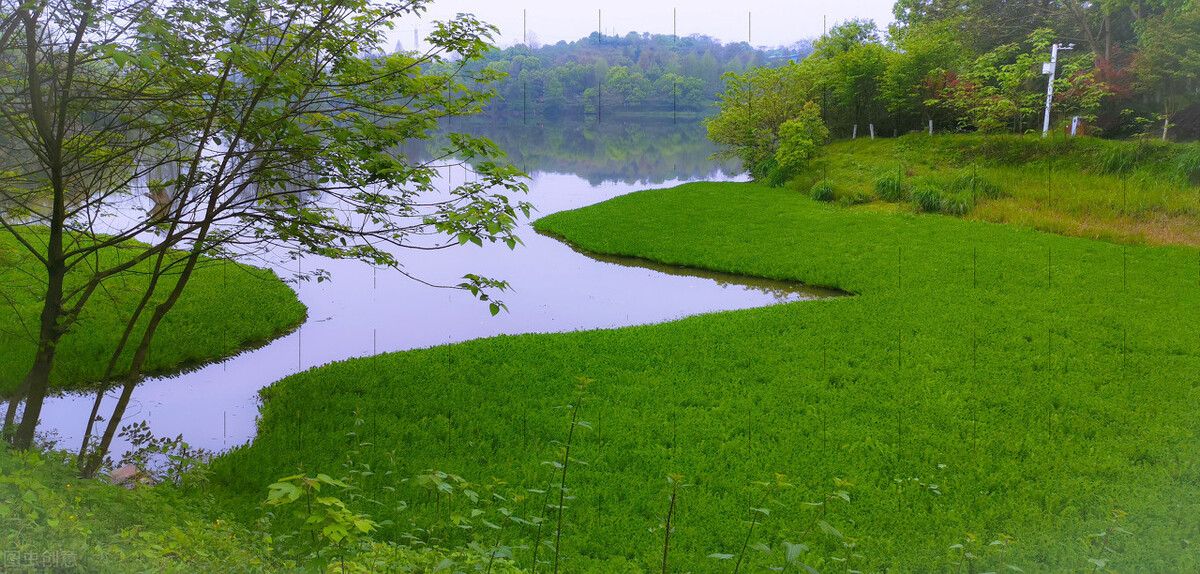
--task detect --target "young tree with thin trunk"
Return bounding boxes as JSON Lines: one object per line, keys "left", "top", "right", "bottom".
{"left": 0, "top": 0, "right": 529, "bottom": 473}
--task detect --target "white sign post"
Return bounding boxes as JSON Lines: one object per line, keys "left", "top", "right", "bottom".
{"left": 1041, "top": 43, "right": 1072, "bottom": 137}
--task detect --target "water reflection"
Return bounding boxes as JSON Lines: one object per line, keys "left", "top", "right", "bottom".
{"left": 416, "top": 116, "right": 739, "bottom": 185}
{"left": 15, "top": 119, "right": 836, "bottom": 457}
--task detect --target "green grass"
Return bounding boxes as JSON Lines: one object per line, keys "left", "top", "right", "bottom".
{"left": 0, "top": 443, "right": 282, "bottom": 572}
{"left": 212, "top": 181, "right": 1200, "bottom": 572}
{"left": 0, "top": 443, "right": 525, "bottom": 572}
{"left": 0, "top": 232, "right": 306, "bottom": 393}
{"left": 794, "top": 135, "right": 1200, "bottom": 247}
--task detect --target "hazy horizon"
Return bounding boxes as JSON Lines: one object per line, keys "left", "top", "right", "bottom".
{"left": 388, "top": 0, "right": 896, "bottom": 53}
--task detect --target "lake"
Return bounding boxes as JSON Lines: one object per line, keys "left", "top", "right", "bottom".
{"left": 27, "top": 117, "right": 842, "bottom": 456}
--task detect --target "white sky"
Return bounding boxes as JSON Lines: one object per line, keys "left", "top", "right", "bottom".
{"left": 391, "top": 0, "right": 897, "bottom": 51}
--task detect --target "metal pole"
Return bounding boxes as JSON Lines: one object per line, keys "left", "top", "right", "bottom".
{"left": 1042, "top": 44, "right": 1066, "bottom": 137}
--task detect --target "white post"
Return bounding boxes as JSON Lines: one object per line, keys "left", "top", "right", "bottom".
{"left": 1041, "top": 43, "right": 1069, "bottom": 137}
{"left": 852, "top": 125, "right": 857, "bottom": 139}
{"left": 869, "top": 124, "right": 875, "bottom": 140}
{"left": 928, "top": 120, "right": 933, "bottom": 136}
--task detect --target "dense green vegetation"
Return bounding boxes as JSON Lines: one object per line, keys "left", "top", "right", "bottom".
{"left": 0, "top": 443, "right": 281, "bottom": 572}
{"left": 437, "top": 32, "right": 798, "bottom": 118}
{"left": 0, "top": 233, "right": 306, "bottom": 393}
{"left": 212, "top": 180, "right": 1200, "bottom": 571}
{"left": 793, "top": 134, "right": 1200, "bottom": 247}
{"left": 706, "top": 1, "right": 1200, "bottom": 184}
{"left": 0, "top": 443, "right": 525, "bottom": 572}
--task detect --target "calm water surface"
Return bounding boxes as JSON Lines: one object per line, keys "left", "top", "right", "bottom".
{"left": 32, "top": 119, "right": 842, "bottom": 455}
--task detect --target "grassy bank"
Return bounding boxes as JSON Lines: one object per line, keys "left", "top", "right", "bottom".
{"left": 797, "top": 134, "right": 1200, "bottom": 247}
{"left": 0, "top": 233, "right": 306, "bottom": 394}
{"left": 213, "top": 181, "right": 1200, "bottom": 571}
{"left": 0, "top": 443, "right": 524, "bottom": 572}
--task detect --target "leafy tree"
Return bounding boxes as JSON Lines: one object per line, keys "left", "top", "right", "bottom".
{"left": 1131, "top": 3, "right": 1200, "bottom": 138}
{"left": 883, "top": 21, "right": 968, "bottom": 131}
{"left": 812, "top": 18, "right": 881, "bottom": 58}
{"left": 0, "top": 0, "right": 528, "bottom": 469}
{"left": 929, "top": 29, "right": 1108, "bottom": 133}
{"left": 774, "top": 102, "right": 829, "bottom": 177}
{"left": 705, "top": 63, "right": 825, "bottom": 180}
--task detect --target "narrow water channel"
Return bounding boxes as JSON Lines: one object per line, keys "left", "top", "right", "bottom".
{"left": 29, "top": 120, "right": 843, "bottom": 456}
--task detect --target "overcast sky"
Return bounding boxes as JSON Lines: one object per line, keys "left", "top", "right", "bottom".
{"left": 391, "top": 0, "right": 898, "bottom": 52}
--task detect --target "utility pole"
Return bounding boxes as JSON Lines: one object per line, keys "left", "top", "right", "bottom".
{"left": 1041, "top": 43, "right": 1072, "bottom": 137}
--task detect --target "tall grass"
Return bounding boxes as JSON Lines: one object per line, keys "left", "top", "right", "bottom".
{"left": 803, "top": 135, "right": 1200, "bottom": 247}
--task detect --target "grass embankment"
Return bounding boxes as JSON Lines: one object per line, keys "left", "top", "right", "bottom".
{"left": 0, "top": 232, "right": 306, "bottom": 394}
{"left": 214, "top": 181, "right": 1200, "bottom": 571}
{"left": 797, "top": 134, "right": 1200, "bottom": 247}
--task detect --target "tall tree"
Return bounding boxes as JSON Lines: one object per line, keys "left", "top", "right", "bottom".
{"left": 1131, "top": 3, "right": 1200, "bottom": 138}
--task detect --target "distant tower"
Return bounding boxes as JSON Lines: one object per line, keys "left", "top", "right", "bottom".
{"left": 393, "top": 39, "right": 404, "bottom": 54}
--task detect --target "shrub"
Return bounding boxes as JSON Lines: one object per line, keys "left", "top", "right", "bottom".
{"left": 810, "top": 179, "right": 836, "bottom": 202}
{"left": 836, "top": 192, "right": 873, "bottom": 208}
{"left": 1098, "top": 145, "right": 1136, "bottom": 176}
{"left": 911, "top": 184, "right": 945, "bottom": 213}
{"left": 940, "top": 194, "right": 974, "bottom": 215}
{"left": 947, "top": 171, "right": 1005, "bottom": 200}
{"left": 874, "top": 171, "right": 909, "bottom": 202}
{"left": 1176, "top": 144, "right": 1200, "bottom": 185}
{"left": 775, "top": 102, "right": 829, "bottom": 176}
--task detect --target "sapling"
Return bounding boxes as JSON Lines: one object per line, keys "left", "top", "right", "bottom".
{"left": 731, "top": 475, "right": 792, "bottom": 574}
{"left": 527, "top": 487, "right": 549, "bottom": 572}
{"left": 831, "top": 537, "right": 863, "bottom": 573}
{"left": 541, "top": 379, "right": 591, "bottom": 574}
{"left": 949, "top": 533, "right": 977, "bottom": 574}
{"left": 1087, "top": 509, "right": 1130, "bottom": 573}
{"left": 660, "top": 474, "right": 686, "bottom": 574}
{"left": 982, "top": 532, "right": 1020, "bottom": 573}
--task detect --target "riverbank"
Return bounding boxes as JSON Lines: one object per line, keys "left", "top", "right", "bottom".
{"left": 211, "top": 180, "right": 1200, "bottom": 571}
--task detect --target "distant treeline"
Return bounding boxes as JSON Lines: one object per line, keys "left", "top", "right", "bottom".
{"left": 428, "top": 32, "right": 813, "bottom": 117}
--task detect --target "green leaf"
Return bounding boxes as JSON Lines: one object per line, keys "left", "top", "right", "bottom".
{"left": 783, "top": 542, "right": 808, "bottom": 562}
{"left": 818, "top": 520, "right": 844, "bottom": 540}
{"left": 708, "top": 553, "right": 735, "bottom": 560}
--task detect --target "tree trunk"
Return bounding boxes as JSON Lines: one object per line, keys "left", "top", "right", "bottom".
{"left": 82, "top": 237, "right": 209, "bottom": 476}
{"left": 1104, "top": 13, "right": 1112, "bottom": 62}
{"left": 3, "top": 379, "right": 29, "bottom": 441}
{"left": 11, "top": 259, "right": 66, "bottom": 450}
{"left": 12, "top": 343, "right": 59, "bottom": 449}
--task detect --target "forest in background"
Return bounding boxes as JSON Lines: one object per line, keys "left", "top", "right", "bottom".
{"left": 427, "top": 32, "right": 811, "bottom": 117}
